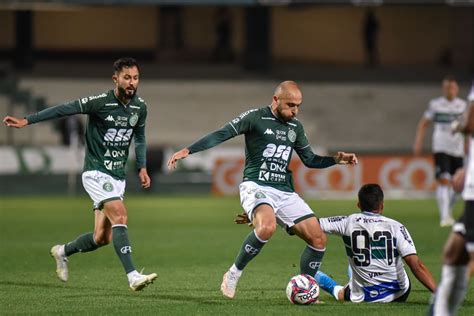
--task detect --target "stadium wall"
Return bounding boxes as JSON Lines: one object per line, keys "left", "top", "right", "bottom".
{"left": 0, "top": 6, "right": 472, "bottom": 66}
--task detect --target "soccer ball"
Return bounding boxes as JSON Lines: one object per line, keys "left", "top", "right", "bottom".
{"left": 286, "top": 274, "right": 320, "bottom": 305}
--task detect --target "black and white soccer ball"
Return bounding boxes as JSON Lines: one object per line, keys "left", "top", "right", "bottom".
{"left": 286, "top": 274, "right": 320, "bottom": 305}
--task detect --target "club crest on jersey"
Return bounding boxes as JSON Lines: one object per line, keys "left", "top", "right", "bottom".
{"left": 129, "top": 113, "right": 139, "bottom": 127}
{"left": 103, "top": 182, "right": 114, "bottom": 192}
{"left": 288, "top": 129, "right": 296, "bottom": 142}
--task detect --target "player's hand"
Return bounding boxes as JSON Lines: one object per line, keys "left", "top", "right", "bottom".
{"left": 167, "top": 148, "right": 190, "bottom": 170}
{"left": 234, "top": 212, "right": 252, "bottom": 226}
{"left": 3, "top": 116, "right": 28, "bottom": 128}
{"left": 334, "top": 152, "right": 358, "bottom": 165}
{"left": 138, "top": 168, "right": 151, "bottom": 189}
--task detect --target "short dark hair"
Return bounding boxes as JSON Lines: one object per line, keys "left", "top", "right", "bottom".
{"left": 443, "top": 75, "right": 457, "bottom": 83}
{"left": 358, "top": 183, "right": 384, "bottom": 213}
{"left": 113, "top": 57, "right": 139, "bottom": 74}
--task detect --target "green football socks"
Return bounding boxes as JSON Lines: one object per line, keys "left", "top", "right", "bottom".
{"left": 112, "top": 225, "right": 136, "bottom": 274}
{"left": 64, "top": 232, "right": 99, "bottom": 256}
{"left": 300, "top": 245, "right": 325, "bottom": 276}
{"left": 234, "top": 230, "right": 267, "bottom": 270}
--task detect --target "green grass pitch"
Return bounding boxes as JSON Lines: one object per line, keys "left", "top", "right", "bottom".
{"left": 0, "top": 195, "right": 473, "bottom": 315}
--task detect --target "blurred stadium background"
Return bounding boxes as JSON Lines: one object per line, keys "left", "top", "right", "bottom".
{"left": 1, "top": 0, "right": 473, "bottom": 197}
{"left": 1, "top": 1, "right": 474, "bottom": 315}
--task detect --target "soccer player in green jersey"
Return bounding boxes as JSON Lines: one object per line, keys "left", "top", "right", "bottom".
{"left": 167, "top": 81, "right": 358, "bottom": 298}
{"left": 3, "top": 57, "right": 157, "bottom": 291}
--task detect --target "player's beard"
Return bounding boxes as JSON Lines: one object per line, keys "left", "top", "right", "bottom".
{"left": 276, "top": 103, "right": 293, "bottom": 122}
{"left": 117, "top": 86, "right": 137, "bottom": 102}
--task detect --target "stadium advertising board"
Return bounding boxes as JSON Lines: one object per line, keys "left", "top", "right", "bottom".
{"left": 212, "top": 155, "right": 436, "bottom": 196}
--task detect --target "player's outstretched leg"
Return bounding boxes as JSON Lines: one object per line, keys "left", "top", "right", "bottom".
{"left": 50, "top": 232, "right": 101, "bottom": 282}
{"left": 315, "top": 271, "right": 345, "bottom": 300}
{"left": 221, "top": 205, "right": 275, "bottom": 298}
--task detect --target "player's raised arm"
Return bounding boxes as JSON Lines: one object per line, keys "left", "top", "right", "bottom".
{"left": 167, "top": 109, "right": 256, "bottom": 171}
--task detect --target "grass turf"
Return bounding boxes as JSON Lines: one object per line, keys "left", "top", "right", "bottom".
{"left": 0, "top": 195, "right": 473, "bottom": 315}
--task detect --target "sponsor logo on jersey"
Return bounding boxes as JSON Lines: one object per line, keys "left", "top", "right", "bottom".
{"left": 399, "top": 226, "right": 413, "bottom": 245}
{"left": 288, "top": 129, "right": 297, "bottom": 142}
{"left": 103, "top": 182, "right": 114, "bottom": 192}
{"left": 276, "top": 130, "right": 287, "bottom": 141}
{"left": 129, "top": 113, "right": 139, "bottom": 127}
{"left": 261, "top": 117, "right": 275, "bottom": 120}
{"left": 105, "top": 103, "right": 118, "bottom": 107}
{"left": 105, "top": 149, "right": 126, "bottom": 158}
{"left": 355, "top": 217, "right": 385, "bottom": 224}
{"left": 104, "top": 160, "right": 113, "bottom": 170}
{"left": 255, "top": 192, "right": 266, "bottom": 199}
{"left": 264, "top": 128, "right": 274, "bottom": 135}
{"left": 105, "top": 115, "right": 115, "bottom": 122}
{"left": 259, "top": 170, "right": 270, "bottom": 181}
{"left": 82, "top": 93, "right": 107, "bottom": 104}
{"left": 260, "top": 162, "right": 268, "bottom": 170}
{"left": 327, "top": 216, "right": 347, "bottom": 223}
{"left": 244, "top": 244, "right": 259, "bottom": 255}
{"left": 120, "top": 246, "right": 132, "bottom": 254}
{"left": 231, "top": 109, "right": 258, "bottom": 124}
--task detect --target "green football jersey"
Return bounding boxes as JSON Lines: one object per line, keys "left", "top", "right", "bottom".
{"left": 26, "top": 89, "right": 148, "bottom": 180}
{"left": 188, "top": 106, "right": 335, "bottom": 192}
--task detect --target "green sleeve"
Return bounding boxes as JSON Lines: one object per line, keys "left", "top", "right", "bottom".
{"left": 25, "top": 95, "right": 104, "bottom": 125}
{"left": 25, "top": 101, "right": 82, "bottom": 124}
{"left": 187, "top": 124, "right": 236, "bottom": 154}
{"left": 187, "top": 109, "right": 256, "bottom": 154}
{"left": 294, "top": 122, "right": 336, "bottom": 168}
{"left": 134, "top": 107, "right": 147, "bottom": 170}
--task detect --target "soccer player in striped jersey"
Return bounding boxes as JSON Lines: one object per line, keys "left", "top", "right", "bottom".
{"left": 167, "top": 81, "right": 357, "bottom": 298}
{"left": 315, "top": 184, "right": 436, "bottom": 303}
{"left": 413, "top": 76, "right": 468, "bottom": 227}
{"left": 3, "top": 57, "right": 157, "bottom": 291}
{"left": 429, "top": 81, "right": 474, "bottom": 316}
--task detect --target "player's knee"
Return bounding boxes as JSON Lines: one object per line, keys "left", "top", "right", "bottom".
{"left": 307, "top": 231, "right": 327, "bottom": 249}
{"left": 256, "top": 222, "right": 276, "bottom": 240}
{"left": 92, "top": 232, "right": 110, "bottom": 246}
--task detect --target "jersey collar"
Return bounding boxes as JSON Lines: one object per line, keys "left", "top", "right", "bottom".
{"left": 362, "top": 211, "right": 381, "bottom": 216}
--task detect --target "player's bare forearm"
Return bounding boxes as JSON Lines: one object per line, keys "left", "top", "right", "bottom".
{"left": 413, "top": 118, "right": 429, "bottom": 155}
{"left": 3, "top": 116, "right": 28, "bottom": 128}
{"left": 405, "top": 255, "right": 436, "bottom": 292}
{"left": 167, "top": 148, "right": 190, "bottom": 171}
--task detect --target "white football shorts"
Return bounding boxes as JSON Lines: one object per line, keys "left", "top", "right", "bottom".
{"left": 239, "top": 181, "right": 315, "bottom": 230}
{"left": 82, "top": 170, "right": 126, "bottom": 210}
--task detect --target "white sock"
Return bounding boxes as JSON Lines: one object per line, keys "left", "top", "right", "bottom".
{"left": 58, "top": 245, "right": 66, "bottom": 257}
{"left": 433, "top": 265, "right": 468, "bottom": 316}
{"left": 448, "top": 265, "right": 468, "bottom": 315}
{"left": 127, "top": 270, "right": 139, "bottom": 283}
{"left": 436, "top": 185, "right": 450, "bottom": 221}
{"left": 333, "top": 285, "right": 344, "bottom": 300}
{"left": 229, "top": 264, "right": 243, "bottom": 277}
